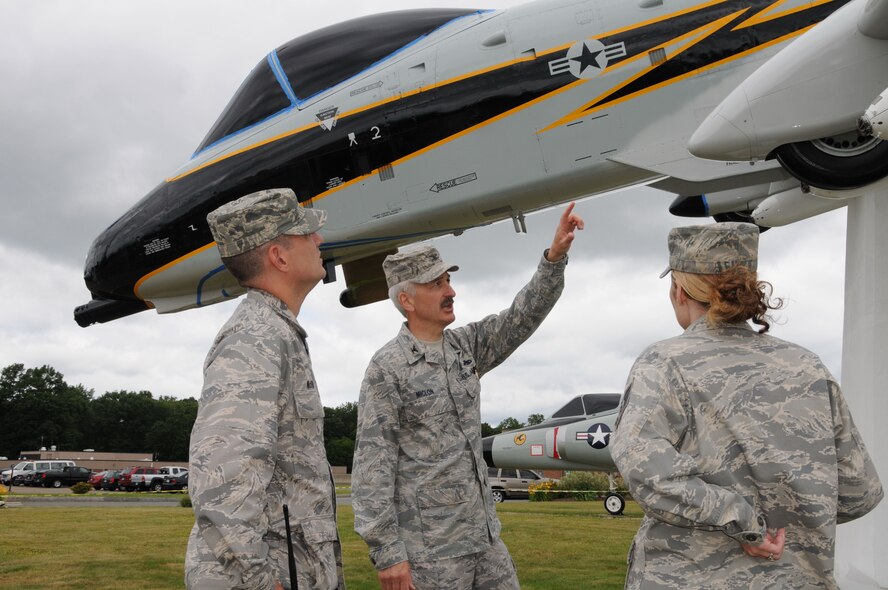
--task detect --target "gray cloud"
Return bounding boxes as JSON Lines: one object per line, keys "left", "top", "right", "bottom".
{"left": 0, "top": 0, "right": 847, "bottom": 427}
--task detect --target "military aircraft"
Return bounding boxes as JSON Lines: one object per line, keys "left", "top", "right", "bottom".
{"left": 482, "top": 393, "right": 627, "bottom": 513}
{"left": 75, "top": 0, "right": 888, "bottom": 327}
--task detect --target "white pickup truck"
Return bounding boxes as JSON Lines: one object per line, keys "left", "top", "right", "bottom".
{"left": 129, "top": 466, "right": 189, "bottom": 492}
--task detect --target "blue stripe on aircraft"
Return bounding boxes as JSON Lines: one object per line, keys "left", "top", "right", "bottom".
{"left": 268, "top": 51, "right": 299, "bottom": 106}
{"left": 196, "top": 264, "right": 231, "bottom": 307}
{"left": 191, "top": 102, "right": 297, "bottom": 158}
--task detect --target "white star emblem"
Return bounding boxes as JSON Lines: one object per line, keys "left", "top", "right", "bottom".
{"left": 589, "top": 424, "right": 610, "bottom": 447}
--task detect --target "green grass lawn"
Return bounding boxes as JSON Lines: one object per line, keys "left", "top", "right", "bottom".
{"left": 0, "top": 500, "right": 642, "bottom": 589}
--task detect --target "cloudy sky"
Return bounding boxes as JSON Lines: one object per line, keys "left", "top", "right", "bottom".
{"left": 0, "top": 0, "right": 847, "bottom": 426}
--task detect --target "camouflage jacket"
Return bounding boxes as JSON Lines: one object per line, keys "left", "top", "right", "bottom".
{"left": 612, "top": 317, "right": 883, "bottom": 590}
{"left": 352, "top": 254, "right": 567, "bottom": 570}
{"left": 186, "top": 289, "right": 345, "bottom": 590}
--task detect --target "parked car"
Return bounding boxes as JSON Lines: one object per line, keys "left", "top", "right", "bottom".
{"left": 21, "top": 470, "right": 46, "bottom": 486}
{"left": 118, "top": 467, "right": 160, "bottom": 492}
{"left": 35, "top": 465, "right": 92, "bottom": 488}
{"left": 161, "top": 471, "right": 189, "bottom": 491}
{"left": 487, "top": 467, "right": 553, "bottom": 503}
{"left": 101, "top": 470, "right": 124, "bottom": 491}
{"left": 132, "top": 466, "right": 189, "bottom": 492}
{"left": 89, "top": 470, "right": 110, "bottom": 490}
{"left": 2, "top": 460, "right": 76, "bottom": 486}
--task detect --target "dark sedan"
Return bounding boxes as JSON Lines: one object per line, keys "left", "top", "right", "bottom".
{"left": 161, "top": 472, "right": 188, "bottom": 491}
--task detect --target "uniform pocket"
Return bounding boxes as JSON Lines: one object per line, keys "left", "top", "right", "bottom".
{"left": 301, "top": 515, "right": 338, "bottom": 544}
{"left": 459, "top": 371, "right": 480, "bottom": 400}
{"left": 453, "top": 357, "right": 479, "bottom": 399}
{"left": 400, "top": 393, "right": 455, "bottom": 423}
{"left": 291, "top": 388, "right": 324, "bottom": 419}
{"left": 297, "top": 514, "right": 339, "bottom": 590}
{"left": 416, "top": 482, "right": 486, "bottom": 556}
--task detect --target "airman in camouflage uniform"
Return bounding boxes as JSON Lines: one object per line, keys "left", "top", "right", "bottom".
{"left": 612, "top": 222, "right": 883, "bottom": 590}
{"left": 186, "top": 189, "right": 345, "bottom": 590}
{"left": 352, "top": 204, "right": 584, "bottom": 590}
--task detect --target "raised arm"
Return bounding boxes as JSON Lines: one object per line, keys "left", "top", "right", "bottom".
{"left": 545, "top": 202, "right": 585, "bottom": 261}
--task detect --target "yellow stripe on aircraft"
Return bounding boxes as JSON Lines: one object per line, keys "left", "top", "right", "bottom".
{"left": 134, "top": 241, "right": 217, "bottom": 299}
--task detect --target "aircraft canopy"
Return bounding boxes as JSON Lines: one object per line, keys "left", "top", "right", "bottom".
{"left": 195, "top": 8, "right": 478, "bottom": 154}
{"left": 551, "top": 394, "right": 621, "bottom": 419}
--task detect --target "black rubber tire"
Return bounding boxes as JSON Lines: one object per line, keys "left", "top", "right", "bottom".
{"left": 491, "top": 489, "right": 505, "bottom": 503}
{"left": 604, "top": 492, "right": 626, "bottom": 516}
{"left": 774, "top": 135, "right": 888, "bottom": 191}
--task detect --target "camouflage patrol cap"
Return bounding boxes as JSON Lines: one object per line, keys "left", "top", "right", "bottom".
{"left": 383, "top": 245, "right": 459, "bottom": 288}
{"left": 207, "top": 188, "right": 326, "bottom": 258}
{"left": 659, "top": 222, "right": 758, "bottom": 278}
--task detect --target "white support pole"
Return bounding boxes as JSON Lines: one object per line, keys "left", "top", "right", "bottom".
{"left": 835, "top": 191, "right": 888, "bottom": 589}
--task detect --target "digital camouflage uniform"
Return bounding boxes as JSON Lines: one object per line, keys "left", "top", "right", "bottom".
{"left": 352, "top": 253, "right": 567, "bottom": 588}
{"left": 612, "top": 319, "right": 883, "bottom": 589}
{"left": 186, "top": 188, "right": 343, "bottom": 590}
{"left": 186, "top": 289, "right": 345, "bottom": 590}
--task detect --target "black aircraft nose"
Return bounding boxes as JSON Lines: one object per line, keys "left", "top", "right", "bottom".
{"left": 82, "top": 202, "right": 147, "bottom": 301}
{"left": 74, "top": 297, "right": 149, "bottom": 327}
{"left": 75, "top": 183, "right": 172, "bottom": 326}
{"left": 75, "top": 219, "right": 147, "bottom": 326}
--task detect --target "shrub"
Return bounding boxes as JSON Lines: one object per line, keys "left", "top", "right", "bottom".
{"left": 70, "top": 482, "right": 92, "bottom": 494}
{"left": 180, "top": 495, "right": 192, "bottom": 508}
{"left": 552, "top": 471, "right": 629, "bottom": 501}
{"left": 528, "top": 480, "right": 555, "bottom": 502}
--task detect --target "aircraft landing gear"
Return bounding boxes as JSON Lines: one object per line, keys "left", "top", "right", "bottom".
{"left": 604, "top": 492, "right": 626, "bottom": 515}
{"left": 603, "top": 473, "right": 626, "bottom": 515}
{"left": 774, "top": 130, "right": 888, "bottom": 191}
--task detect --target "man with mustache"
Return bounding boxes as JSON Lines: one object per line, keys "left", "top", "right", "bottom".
{"left": 352, "top": 204, "right": 584, "bottom": 590}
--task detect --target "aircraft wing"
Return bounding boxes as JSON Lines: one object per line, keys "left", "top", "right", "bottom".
{"left": 609, "top": 137, "right": 800, "bottom": 224}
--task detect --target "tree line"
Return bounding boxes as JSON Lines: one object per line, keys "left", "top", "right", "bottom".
{"left": 0, "top": 364, "right": 544, "bottom": 470}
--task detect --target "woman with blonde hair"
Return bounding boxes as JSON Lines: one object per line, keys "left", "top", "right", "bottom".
{"left": 612, "top": 222, "right": 882, "bottom": 590}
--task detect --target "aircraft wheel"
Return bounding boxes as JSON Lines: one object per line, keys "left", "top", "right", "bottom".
{"left": 774, "top": 131, "right": 888, "bottom": 191}
{"left": 491, "top": 489, "right": 505, "bottom": 503}
{"left": 604, "top": 492, "right": 625, "bottom": 516}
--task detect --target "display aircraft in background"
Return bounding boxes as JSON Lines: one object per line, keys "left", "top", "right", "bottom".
{"left": 483, "top": 393, "right": 626, "bottom": 513}
{"left": 75, "top": 0, "right": 888, "bottom": 327}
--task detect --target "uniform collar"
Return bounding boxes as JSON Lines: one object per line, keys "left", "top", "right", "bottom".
{"left": 397, "top": 323, "right": 457, "bottom": 365}
{"left": 247, "top": 288, "right": 307, "bottom": 339}
{"left": 684, "top": 315, "right": 754, "bottom": 334}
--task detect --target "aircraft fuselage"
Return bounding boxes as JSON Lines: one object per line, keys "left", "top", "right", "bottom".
{"left": 77, "top": 0, "right": 851, "bottom": 325}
